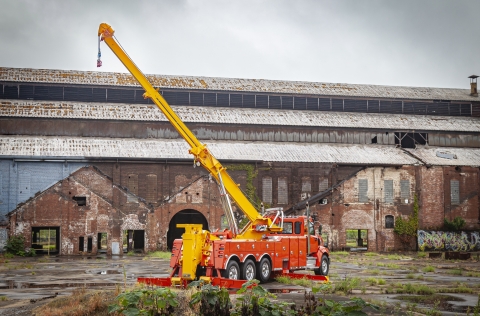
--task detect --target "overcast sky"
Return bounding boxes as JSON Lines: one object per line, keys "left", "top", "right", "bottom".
{"left": 0, "top": 0, "right": 478, "bottom": 89}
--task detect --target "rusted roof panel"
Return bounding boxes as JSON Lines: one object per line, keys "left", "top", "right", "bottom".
{"left": 405, "top": 147, "right": 480, "bottom": 166}
{"left": 2, "top": 100, "right": 479, "bottom": 132}
{"left": 0, "top": 136, "right": 418, "bottom": 165}
{"left": 0, "top": 67, "right": 477, "bottom": 102}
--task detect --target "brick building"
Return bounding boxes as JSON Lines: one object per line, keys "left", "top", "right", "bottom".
{"left": 1, "top": 67, "right": 479, "bottom": 253}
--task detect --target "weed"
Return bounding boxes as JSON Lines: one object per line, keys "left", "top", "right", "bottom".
{"left": 438, "top": 283, "right": 473, "bottom": 294}
{"left": 109, "top": 286, "right": 178, "bottom": 315}
{"left": 447, "top": 268, "right": 463, "bottom": 275}
{"left": 386, "top": 254, "right": 401, "bottom": 260}
{"left": 364, "top": 252, "right": 378, "bottom": 257}
{"left": 378, "top": 278, "right": 386, "bottom": 285}
{"left": 397, "top": 283, "right": 435, "bottom": 295}
{"left": 34, "top": 289, "right": 115, "bottom": 316}
{"left": 126, "top": 251, "right": 135, "bottom": 257}
{"left": 275, "top": 276, "right": 315, "bottom": 288}
{"left": 332, "top": 251, "right": 349, "bottom": 256}
{"left": 0, "top": 296, "right": 8, "bottom": 301}
{"left": 3, "top": 253, "right": 14, "bottom": 259}
{"left": 145, "top": 251, "right": 172, "bottom": 259}
{"left": 406, "top": 273, "right": 415, "bottom": 279}
{"left": 386, "top": 263, "right": 400, "bottom": 269}
{"left": 423, "top": 265, "right": 435, "bottom": 273}
{"left": 31, "top": 271, "right": 36, "bottom": 275}
{"left": 370, "top": 269, "right": 380, "bottom": 275}
{"left": 334, "top": 277, "right": 360, "bottom": 295}
{"left": 417, "top": 252, "right": 427, "bottom": 258}
{"left": 465, "top": 271, "right": 480, "bottom": 278}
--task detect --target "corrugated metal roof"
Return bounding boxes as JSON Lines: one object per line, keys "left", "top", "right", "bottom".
{"left": 0, "top": 136, "right": 419, "bottom": 165}
{"left": 2, "top": 99, "right": 480, "bottom": 132}
{"left": 1, "top": 67, "right": 477, "bottom": 102}
{"left": 405, "top": 147, "right": 480, "bottom": 166}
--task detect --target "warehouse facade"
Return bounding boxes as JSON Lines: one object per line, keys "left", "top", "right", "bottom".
{"left": 1, "top": 67, "right": 479, "bottom": 254}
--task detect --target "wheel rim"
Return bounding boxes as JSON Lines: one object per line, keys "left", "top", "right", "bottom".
{"left": 228, "top": 266, "right": 239, "bottom": 279}
{"left": 261, "top": 262, "right": 270, "bottom": 278}
{"left": 322, "top": 259, "right": 328, "bottom": 274}
{"left": 245, "top": 263, "right": 255, "bottom": 280}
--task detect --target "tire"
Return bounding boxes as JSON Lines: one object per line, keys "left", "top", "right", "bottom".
{"left": 223, "top": 260, "right": 240, "bottom": 280}
{"left": 314, "top": 254, "right": 329, "bottom": 276}
{"left": 242, "top": 259, "right": 256, "bottom": 281}
{"left": 256, "top": 257, "right": 271, "bottom": 283}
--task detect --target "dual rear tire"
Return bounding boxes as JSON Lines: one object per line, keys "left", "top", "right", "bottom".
{"left": 222, "top": 257, "right": 272, "bottom": 283}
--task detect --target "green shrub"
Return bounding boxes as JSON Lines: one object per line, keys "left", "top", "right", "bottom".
{"left": 444, "top": 216, "right": 466, "bottom": 231}
{"left": 189, "top": 280, "right": 231, "bottom": 316}
{"left": 5, "top": 235, "right": 35, "bottom": 256}
{"left": 108, "top": 287, "right": 178, "bottom": 315}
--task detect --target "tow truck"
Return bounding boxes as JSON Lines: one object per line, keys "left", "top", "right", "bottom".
{"left": 97, "top": 23, "right": 329, "bottom": 288}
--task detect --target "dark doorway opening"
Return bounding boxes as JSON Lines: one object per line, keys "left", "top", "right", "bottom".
{"left": 167, "top": 209, "right": 209, "bottom": 250}
{"left": 87, "top": 236, "right": 93, "bottom": 252}
{"left": 79, "top": 236, "right": 84, "bottom": 252}
{"left": 123, "top": 230, "right": 145, "bottom": 253}
{"left": 31, "top": 227, "right": 60, "bottom": 255}
{"left": 97, "top": 233, "right": 107, "bottom": 253}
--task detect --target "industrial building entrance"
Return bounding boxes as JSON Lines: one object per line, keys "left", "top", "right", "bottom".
{"left": 31, "top": 227, "right": 59, "bottom": 255}
{"left": 123, "top": 230, "right": 145, "bottom": 253}
{"left": 167, "top": 209, "right": 209, "bottom": 250}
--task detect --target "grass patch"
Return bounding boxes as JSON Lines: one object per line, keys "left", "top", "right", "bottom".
{"left": 447, "top": 268, "right": 463, "bottom": 275}
{"left": 406, "top": 273, "right": 415, "bottom": 279}
{"left": 364, "top": 252, "right": 378, "bottom": 257}
{"left": 275, "top": 276, "right": 315, "bottom": 288}
{"left": 145, "top": 251, "right": 171, "bottom": 260}
{"left": 370, "top": 269, "right": 380, "bottom": 275}
{"left": 386, "top": 254, "right": 402, "bottom": 260}
{"left": 33, "top": 288, "right": 116, "bottom": 316}
{"left": 332, "top": 251, "right": 349, "bottom": 257}
{"left": 334, "top": 277, "right": 360, "bottom": 295}
{"left": 438, "top": 283, "right": 473, "bottom": 294}
{"left": 465, "top": 271, "right": 480, "bottom": 277}
{"left": 386, "top": 263, "right": 400, "bottom": 269}
{"left": 365, "top": 277, "right": 386, "bottom": 286}
{"left": 0, "top": 296, "right": 8, "bottom": 301}
{"left": 416, "top": 252, "right": 427, "bottom": 258}
{"left": 397, "top": 283, "right": 436, "bottom": 295}
{"left": 422, "top": 265, "right": 435, "bottom": 273}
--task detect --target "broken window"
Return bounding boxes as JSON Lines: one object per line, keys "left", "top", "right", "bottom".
{"left": 394, "top": 132, "right": 428, "bottom": 148}
{"left": 278, "top": 177, "right": 288, "bottom": 204}
{"left": 385, "top": 215, "right": 395, "bottom": 228}
{"left": 73, "top": 196, "right": 86, "bottom": 206}
{"left": 262, "top": 176, "right": 272, "bottom": 204}
{"left": 384, "top": 180, "right": 394, "bottom": 204}
{"left": 400, "top": 180, "right": 410, "bottom": 203}
{"left": 451, "top": 180, "right": 460, "bottom": 205}
{"left": 358, "top": 179, "right": 368, "bottom": 203}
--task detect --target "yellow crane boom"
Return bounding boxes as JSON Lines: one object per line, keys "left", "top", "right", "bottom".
{"left": 98, "top": 23, "right": 280, "bottom": 237}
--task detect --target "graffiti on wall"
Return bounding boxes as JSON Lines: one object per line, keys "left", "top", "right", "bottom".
{"left": 418, "top": 230, "right": 480, "bottom": 252}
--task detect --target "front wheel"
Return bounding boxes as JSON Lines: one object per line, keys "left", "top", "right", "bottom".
{"left": 223, "top": 260, "right": 240, "bottom": 280}
{"left": 314, "top": 254, "right": 329, "bottom": 276}
{"left": 242, "top": 259, "right": 256, "bottom": 281}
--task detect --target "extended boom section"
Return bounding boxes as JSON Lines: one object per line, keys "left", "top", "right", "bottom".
{"left": 97, "top": 23, "right": 329, "bottom": 287}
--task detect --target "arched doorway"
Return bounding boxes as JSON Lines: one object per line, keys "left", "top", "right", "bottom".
{"left": 167, "top": 209, "right": 209, "bottom": 250}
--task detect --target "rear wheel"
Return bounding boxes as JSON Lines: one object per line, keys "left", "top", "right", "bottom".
{"left": 314, "top": 254, "right": 329, "bottom": 276}
{"left": 256, "top": 257, "right": 271, "bottom": 283}
{"left": 242, "top": 259, "right": 256, "bottom": 281}
{"left": 223, "top": 261, "right": 240, "bottom": 280}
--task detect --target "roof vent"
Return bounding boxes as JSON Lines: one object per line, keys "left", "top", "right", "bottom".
{"left": 469, "top": 75, "right": 478, "bottom": 97}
